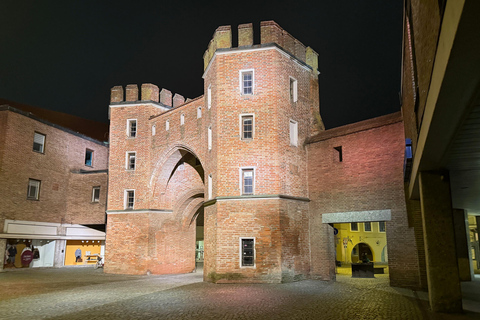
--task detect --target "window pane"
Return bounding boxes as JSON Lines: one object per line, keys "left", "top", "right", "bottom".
{"left": 364, "top": 222, "right": 371, "bottom": 231}
{"left": 27, "top": 179, "right": 40, "bottom": 200}
{"left": 243, "top": 170, "right": 253, "bottom": 194}
{"left": 243, "top": 117, "right": 253, "bottom": 139}
{"left": 351, "top": 222, "right": 358, "bottom": 231}
{"left": 33, "top": 133, "right": 45, "bottom": 153}
{"left": 243, "top": 72, "right": 252, "bottom": 94}
{"left": 242, "top": 238, "right": 254, "bottom": 266}
{"left": 379, "top": 221, "right": 386, "bottom": 232}
{"left": 92, "top": 187, "right": 100, "bottom": 202}
{"left": 129, "top": 120, "right": 137, "bottom": 137}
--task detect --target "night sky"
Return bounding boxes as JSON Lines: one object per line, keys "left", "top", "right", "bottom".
{"left": 0, "top": 1, "right": 403, "bottom": 129}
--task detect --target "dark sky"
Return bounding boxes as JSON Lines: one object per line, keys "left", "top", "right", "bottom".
{"left": 0, "top": 1, "right": 403, "bottom": 129}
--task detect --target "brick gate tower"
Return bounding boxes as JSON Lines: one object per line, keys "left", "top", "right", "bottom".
{"left": 105, "top": 21, "right": 323, "bottom": 282}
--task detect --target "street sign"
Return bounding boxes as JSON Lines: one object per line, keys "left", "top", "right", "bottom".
{"left": 333, "top": 228, "right": 338, "bottom": 235}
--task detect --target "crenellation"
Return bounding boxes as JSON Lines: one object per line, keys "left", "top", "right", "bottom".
{"left": 160, "top": 88, "right": 173, "bottom": 107}
{"left": 238, "top": 23, "right": 253, "bottom": 47}
{"left": 110, "top": 86, "right": 124, "bottom": 103}
{"left": 125, "top": 84, "right": 138, "bottom": 102}
{"left": 173, "top": 93, "right": 185, "bottom": 108}
{"left": 141, "top": 83, "right": 159, "bottom": 102}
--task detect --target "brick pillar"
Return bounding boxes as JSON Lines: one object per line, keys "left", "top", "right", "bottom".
{"left": 160, "top": 88, "right": 172, "bottom": 107}
{"left": 419, "top": 171, "right": 462, "bottom": 313}
{"left": 173, "top": 93, "right": 185, "bottom": 108}
{"left": 54, "top": 240, "right": 66, "bottom": 267}
{"left": 238, "top": 23, "right": 253, "bottom": 47}
{"left": 0, "top": 239, "right": 6, "bottom": 272}
{"left": 141, "top": 83, "right": 159, "bottom": 102}
{"left": 125, "top": 84, "right": 138, "bottom": 102}
{"left": 453, "top": 209, "right": 471, "bottom": 281}
{"left": 110, "top": 86, "right": 124, "bottom": 103}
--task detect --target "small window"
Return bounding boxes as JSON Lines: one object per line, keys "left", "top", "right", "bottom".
{"left": 197, "top": 107, "right": 202, "bottom": 119}
{"left": 379, "top": 221, "right": 386, "bottom": 232}
{"left": 125, "top": 190, "right": 135, "bottom": 209}
{"left": 126, "top": 152, "right": 136, "bottom": 170}
{"left": 27, "top": 179, "right": 41, "bottom": 200}
{"left": 289, "top": 120, "right": 298, "bottom": 147}
{"left": 208, "top": 174, "right": 213, "bottom": 200}
{"left": 241, "top": 70, "right": 254, "bottom": 95}
{"left": 181, "top": 114, "right": 185, "bottom": 125}
{"left": 240, "top": 238, "right": 255, "bottom": 267}
{"left": 241, "top": 115, "right": 253, "bottom": 140}
{"left": 290, "top": 77, "right": 298, "bottom": 102}
{"left": 152, "top": 125, "right": 156, "bottom": 136}
{"left": 242, "top": 169, "right": 254, "bottom": 195}
{"left": 166, "top": 120, "right": 170, "bottom": 131}
{"left": 351, "top": 222, "right": 358, "bottom": 232}
{"left": 364, "top": 222, "right": 372, "bottom": 232}
{"left": 208, "top": 126, "right": 212, "bottom": 150}
{"left": 33, "top": 132, "right": 45, "bottom": 153}
{"left": 334, "top": 146, "right": 343, "bottom": 162}
{"left": 92, "top": 187, "right": 100, "bottom": 202}
{"left": 207, "top": 85, "right": 212, "bottom": 109}
{"left": 127, "top": 119, "right": 137, "bottom": 138}
{"left": 85, "top": 149, "right": 93, "bottom": 166}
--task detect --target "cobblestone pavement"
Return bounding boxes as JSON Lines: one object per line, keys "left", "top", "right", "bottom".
{"left": 0, "top": 267, "right": 479, "bottom": 320}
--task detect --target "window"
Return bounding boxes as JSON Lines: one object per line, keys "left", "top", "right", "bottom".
{"left": 290, "top": 77, "right": 298, "bottom": 102}
{"left": 208, "top": 126, "right": 212, "bottom": 150}
{"left": 27, "top": 179, "right": 41, "bottom": 200}
{"left": 208, "top": 174, "right": 213, "bottom": 200}
{"left": 92, "top": 187, "right": 100, "bottom": 202}
{"left": 351, "top": 222, "right": 358, "bottom": 231}
{"left": 241, "top": 115, "right": 253, "bottom": 140}
{"left": 126, "top": 152, "right": 136, "bottom": 170}
{"left": 240, "top": 70, "right": 254, "bottom": 95}
{"left": 242, "top": 169, "right": 254, "bottom": 195}
{"left": 125, "top": 190, "right": 135, "bottom": 209}
{"left": 289, "top": 120, "right": 298, "bottom": 146}
{"left": 127, "top": 119, "right": 137, "bottom": 137}
{"left": 33, "top": 132, "right": 45, "bottom": 153}
{"left": 240, "top": 238, "right": 255, "bottom": 267}
{"left": 197, "top": 107, "right": 202, "bottom": 119}
{"left": 152, "top": 125, "right": 156, "bottom": 136}
{"left": 334, "top": 146, "right": 343, "bottom": 162}
{"left": 207, "top": 85, "right": 212, "bottom": 109}
{"left": 364, "top": 222, "right": 372, "bottom": 232}
{"left": 85, "top": 149, "right": 93, "bottom": 166}
{"left": 181, "top": 114, "right": 185, "bottom": 125}
{"left": 379, "top": 221, "right": 386, "bottom": 232}
{"left": 166, "top": 120, "right": 170, "bottom": 131}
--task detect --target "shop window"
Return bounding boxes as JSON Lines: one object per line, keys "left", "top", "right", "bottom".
{"left": 33, "top": 132, "right": 46, "bottom": 153}
{"left": 240, "top": 238, "right": 255, "bottom": 267}
{"left": 92, "top": 186, "right": 100, "bottom": 202}
{"left": 27, "top": 179, "right": 41, "bottom": 200}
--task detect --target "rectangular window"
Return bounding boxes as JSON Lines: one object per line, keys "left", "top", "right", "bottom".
{"left": 27, "top": 179, "right": 41, "bottom": 200}
{"left": 240, "top": 238, "right": 255, "bottom": 267}
{"left": 208, "top": 174, "right": 213, "bottom": 200}
{"left": 85, "top": 149, "right": 93, "bottom": 166}
{"left": 197, "top": 107, "right": 202, "bottom": 119}
{"left": 152, "top": 125, "right": 156, "bottom": 136}
{"left": 127, "top": 119, "right": 137, "bottom": 138}
{"left": 241, "top": 70, "right": 254, "bottom": 95}
{"left": 181, "top": 113, "right": 185, "bottom": 125}
{"left": 92, "top": 186, "right": 100, "bottom": 202}
{"left": 125, "top": 190, "right": 135, "bottom": 209}
{"left": 126, "top": 152, "right": 136, "bottom": 170}
{"left": 351, "top": 222, "right": 358, "bottom": 231}
{"left": 242, "top": 169, "right": 254, "bottom": 195}
{"left": 379, "top": 221, "right": 386, "bottom": 232}
{"left": 33, "top": 132, "right": 46, "bottom": 153}
{"left": 334, "top": 146, "right": 343, "bottom": 162}
{"left": 208, "top": 126, "right": 212, "bottom": 150}
{"left": 364, "top": 222, "right": 372, "bottom": 232}
{"left": 290, "top": 77, "right": 298, "bottom": 102}
{"left": 241, "top": 115, "right": 253, "bottom": 140}
{"left": 207, "top": 85, "right": 212, "bottom": 109}
{"left": 166, "top": 120, "right": 170, "bottom": 131}
{"left": 289, "top": 120, "right": 298, "bottom": 146}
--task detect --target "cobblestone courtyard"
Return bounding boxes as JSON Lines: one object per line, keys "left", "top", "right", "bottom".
{"left": 0, "top": 268, "right": 479, "bottom": 319}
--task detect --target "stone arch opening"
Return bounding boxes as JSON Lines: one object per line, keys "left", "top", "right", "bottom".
{"left": 351, "top": 242, "right": 374, "bottom": 263}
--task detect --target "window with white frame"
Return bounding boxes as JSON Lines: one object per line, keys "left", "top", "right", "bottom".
{"left": 126, "top": 152, "right": 136, "bottom": 170}
{"left": 33, "top": 132, "right": 46, "bottom": 153}
{"left": 152, "top": 125, "right": 156, "bottom": 136}
{"left": 379, "top": 221, "right": 386, "bottom": 232}
{"left": 240, "top": 70, "right": 254, "bottom": 95}
{"left": 207, "top": 85, "right": 212, "bottom": 109}
{"left": 181, "top": 113, "right": 185, "bottom": 125}
{"left": 127, "top": 119, "right": 137, "bottom": 137}
{"left": 240, "top": 238, "right": 255, "bottom": 267}
{"left": 85, "top": 149, "right": 93, "bottom": 166}
{"left": 125, "top": 190, "right": 135, "bottom": 209}
{"left": 197, "top": 107, "right": 202, "bottom": 119}
{"left": 289, "top": 120, "right": 298, "bottom": 146}
{"left": 166, "top": 120, "right": 170, "bottom": 131}
{"left": 208, "top": 174, "right": 213, "bottom": 200}
{"left": 92, "top": 186, "right": 100, "bottom": 202}
{"left": 241, "top": 115, "right": 253, "bottom": 140}
{"left": 241, "top": 168, "right": 254, "bottom": 195}
{"left": 364, "top": 222, "right": 372, "bottom": 232}
{"left": 350, "top": 222, "right": 358, "bottom": 232}
{"left": 290, "top": 77, "right": 298, "bottom": 102}
{"left": 27, "top": 179, "right": 41, "bottom": 200}
{"left": 208, "top": 126, "right": 212, "bottom": 150}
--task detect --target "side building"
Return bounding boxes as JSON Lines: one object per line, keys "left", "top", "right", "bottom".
{"left": 0, "top": 100, "right": 109, "bottom": 269}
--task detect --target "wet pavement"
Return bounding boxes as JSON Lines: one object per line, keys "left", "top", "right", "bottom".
{"left": 0, "top": 267, "right": 479, "bottom": 319}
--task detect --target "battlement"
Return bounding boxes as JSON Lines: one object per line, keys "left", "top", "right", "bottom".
{"left": 203, "top": 20, "right": 318, "bottom": 72}
{"left": 110, "top": 83, "right": 185, "bottom": 107}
